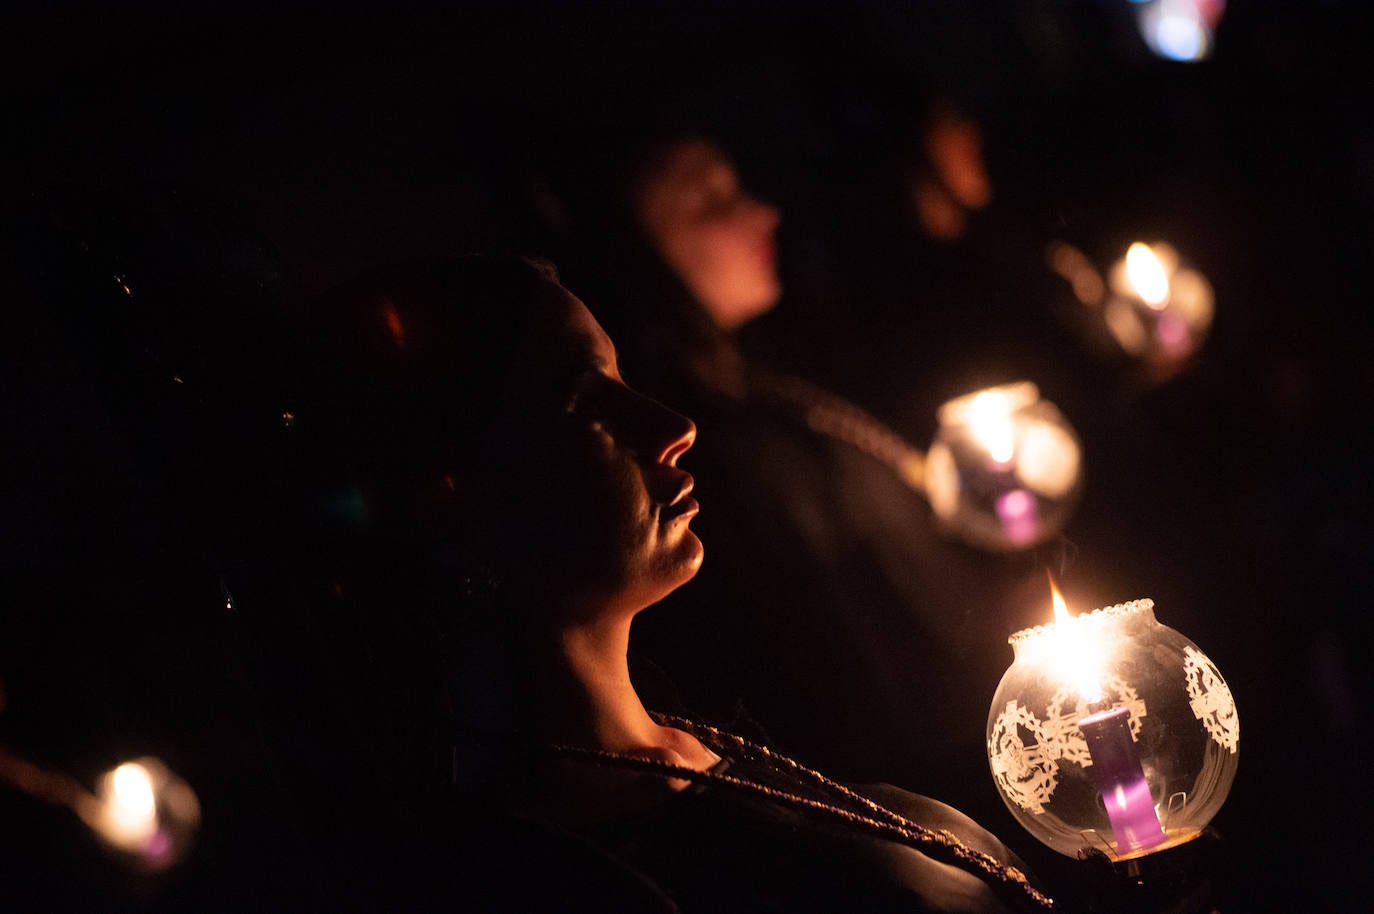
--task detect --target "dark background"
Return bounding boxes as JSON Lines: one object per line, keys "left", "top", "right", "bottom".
{"left": 4, "top": 2, "right": 1372, "bottom": 912}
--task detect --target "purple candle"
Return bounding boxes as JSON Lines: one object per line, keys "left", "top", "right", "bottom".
{"left": 1078, "top": 705, "right": 1166, "bottom": 854}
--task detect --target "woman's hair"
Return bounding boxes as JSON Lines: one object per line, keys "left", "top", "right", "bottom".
{"left": 215, "top": 252, "right": 567, "bottom": 862}
{"left": 234, "top": 253, "right": 562, "bottom": 544}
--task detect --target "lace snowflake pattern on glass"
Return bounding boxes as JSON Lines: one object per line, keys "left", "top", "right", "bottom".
{"left": 989, "top": 700, "right": 1060, "bottom": 814}
{"left": 1043, "top": 676, "right": 1148, "bottom": 768}
{"left": 1183, "top": 646, "right": 1239, "bottom": 753}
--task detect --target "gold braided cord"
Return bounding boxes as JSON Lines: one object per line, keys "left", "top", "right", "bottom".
{"left": 750, "top": 368, "right": 928, "bottom": 492}
{"left": 546, "top": 714, "right": 1055, "bottom": 912}
{"left": 661, "top": 714, "right": 1054, "bottom": 910}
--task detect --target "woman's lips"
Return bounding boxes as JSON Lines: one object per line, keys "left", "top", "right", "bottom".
{"left": 659, "top": 472, "right": 698, "bottom": 521}
{"left": 758, "top": 239, "right": 777, "bottom": 271}
{"left": 662, "top": 495, "right": 700, "bottom": 522}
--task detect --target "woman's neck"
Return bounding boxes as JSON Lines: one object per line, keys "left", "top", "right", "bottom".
{"left": 508, "top": 616, "right": 717, "bottom": 770}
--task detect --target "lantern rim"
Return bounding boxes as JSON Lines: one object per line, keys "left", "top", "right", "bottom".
{"left": 1007, "top": 597, "right": 1155, "bottom": 648}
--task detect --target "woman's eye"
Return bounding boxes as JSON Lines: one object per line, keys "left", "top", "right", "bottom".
{"left": 700, "top": 198, "right": 734, "bottom": 221}
{"left": 698, "top": 171, "right": 742, "bottom": 218}
{"left": 562, "top": 372, "right": 608, "bottom": 420}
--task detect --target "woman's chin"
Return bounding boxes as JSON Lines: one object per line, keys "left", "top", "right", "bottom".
{"left": 682, "top": 533, "right": 705, "bottom": 576}
{"left": 665, "top": 533, "right": 705, "bottom": 588}
{"left": 700, "top": 278, "right": 779, "bottom": 330}
{"left": 638, "top": 537, "right": 705, "bottom": 608}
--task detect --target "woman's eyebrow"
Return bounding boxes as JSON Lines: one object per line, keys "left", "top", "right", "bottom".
{"left": 586, "top": 335, "right": 620, "bottom": 373}
{"left": 557, "top": 348, "right": 614, "bottom": 377}
{"left": 601, "top": 345, "right": 625, "bottom": 378}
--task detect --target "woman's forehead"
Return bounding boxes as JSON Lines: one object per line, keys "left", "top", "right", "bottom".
{"left": 641, "top": 140, "right": 735, "bottom": 209}
{"left": 529, "top": 281, "right": 617, "bottom": 369}
{"left": 657, "top": 140, "right": 731, "bottom": 185}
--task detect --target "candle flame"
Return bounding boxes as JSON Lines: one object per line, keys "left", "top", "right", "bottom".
{"left": 97, "top": 762, "right": 160, "bottom": 849}
{"left": 1125, "top": 242, "right": 1170, "bottom": 309}
{"left": 968, "top": 390, "right": 1017, "bottom": 464}
{"left": 1046, "top": 574, "right": 1104, "bottom": 704}
{"left": 1050, "top": 576, "right": 1071, "bottom": 624}
{"left": 112, "top": 764, "right": 157, "bottom": 818}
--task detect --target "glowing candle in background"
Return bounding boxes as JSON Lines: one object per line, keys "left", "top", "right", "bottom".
{"left": 1124, "top": 242, "right": 1170, "bottom": 306}
{"left": 1131, "top": 0, "right": 1226, "bottom": 63}
{"left": 2, "top": 746, "right": 200, "bottom": 871}
{"left": 1045, "top": 238, "right": 1215, "bottom": 379}
{"left": 1105, "top": 241, "right": 1214, "bottom": 370}
{"left": 96, "top": 761, "right": 161, "bottom": 851}
{"left": 924, "top": 382, "right": 1082, "bottom": 552}
{"left": 82, "top": 756, "right": 200, "bottom": 869}
{"left": 964, "top": 387, "right": 1022, "bottom": 465}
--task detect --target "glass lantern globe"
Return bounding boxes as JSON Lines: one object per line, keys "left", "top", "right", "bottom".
{"left": 1102, "top": 241, "right": 1214, "bottom": 370}
{"left": 84, "top": 756, "right": 201, "bottom": 870}
{"left": 986, "top": 598, "right": 1239, "bottom": 861}
{"left": 923, "top": 381, "right": 1082, "bottom": 552}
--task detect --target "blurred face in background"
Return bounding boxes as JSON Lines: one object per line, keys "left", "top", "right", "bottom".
{"left": 636, "top": 139, "right": 781, "bottom": 331}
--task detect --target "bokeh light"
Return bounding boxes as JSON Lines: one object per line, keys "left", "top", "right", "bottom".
{"left": 926, "top": 382, "right": 1083, "bottom": 552}
{"left": 86, "top": 757, "right": 201, "bottom": 870}
{"left": 1133, "top": 0, "right": 1226, "bottom": 63}
{"left": 1105, "top": 240, "right": 1215, "bottom": 368}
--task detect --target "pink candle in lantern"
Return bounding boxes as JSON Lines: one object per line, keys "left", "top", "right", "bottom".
{"left": 1078, "top": 705, "right": 1166, "bottom": 855}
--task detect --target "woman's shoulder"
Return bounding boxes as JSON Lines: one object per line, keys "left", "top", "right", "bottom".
{"left": 627, "top": 759, "right": 1037, "bottom": 913}
{"left": 847, "top": 781, "right": 1030, "bottom": 873}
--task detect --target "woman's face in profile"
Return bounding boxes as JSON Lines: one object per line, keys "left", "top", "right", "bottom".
{"left": 637, "top": 139, "right": 781, "bottom": 331}
{"left": 479, "top": 280, "right": 704, "bottom": 620}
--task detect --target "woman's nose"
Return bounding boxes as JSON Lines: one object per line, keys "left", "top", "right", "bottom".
{"left": 633, "top": 395, "right": 696, "bottom": 466}
{"left": 747, "top": 196, "right": 780, "bottom": 234}
{"left": 658, "top": 410, "right": 696, "bottom": 467}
